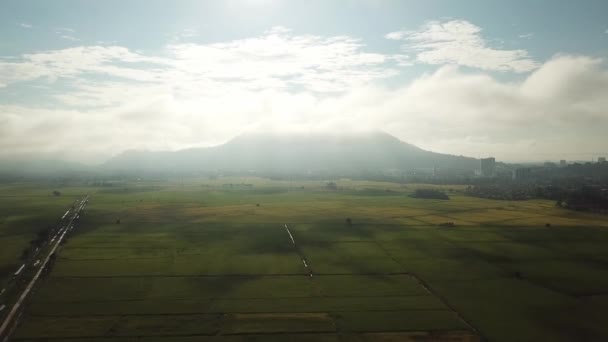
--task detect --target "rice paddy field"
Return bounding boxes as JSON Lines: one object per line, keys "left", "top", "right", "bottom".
{"left": 2, "top": 178, "right": 608, "bottom": 342}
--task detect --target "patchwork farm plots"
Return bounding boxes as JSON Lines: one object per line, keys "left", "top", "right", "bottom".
{"left": 2, "top": 179, "right": 608, "bottom": 342}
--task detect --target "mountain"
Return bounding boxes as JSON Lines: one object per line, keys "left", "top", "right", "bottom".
{"left": 103, "top": 131, "right": 480, "bottom": 175}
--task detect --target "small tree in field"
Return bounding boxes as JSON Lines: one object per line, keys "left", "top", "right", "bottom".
{"left": 326, "top": 182, "right": 338, "bottom": 191}
{"left": 345, "top": 217, "right": 352, "bottom": 226}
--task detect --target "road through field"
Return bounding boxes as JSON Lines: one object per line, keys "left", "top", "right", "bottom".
{"left": 0, "top": 195, "right": 88, "bottom": 342}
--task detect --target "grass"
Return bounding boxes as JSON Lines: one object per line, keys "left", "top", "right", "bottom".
{"left": 3, "top": 177, "right": 608, "bottom": 342}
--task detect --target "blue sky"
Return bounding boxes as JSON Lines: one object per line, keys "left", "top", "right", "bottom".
{"left": 1, "top": 0, "right": 608, "bottom": 163}
{"left": 3, "top": 1, "right": 606, "bottom": 58}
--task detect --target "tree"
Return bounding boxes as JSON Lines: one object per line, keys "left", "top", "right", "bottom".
{"left": 345, "top": 217, "right": 352, "bottom": 226}
{"left": 326, "top": 182, "right": 338, "bottom": 191}
{"left": 52, "top": 190, "right": 61, "bottom": 196}
{"left": 20, "top": 247, "right": 30, "bottom": 260}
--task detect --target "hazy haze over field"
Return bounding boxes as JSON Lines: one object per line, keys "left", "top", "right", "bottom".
{"left": 1, "top": 0, "right": 607, "bottom": 163}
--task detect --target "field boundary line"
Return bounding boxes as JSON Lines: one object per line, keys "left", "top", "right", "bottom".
{"left": 11, "top": 328, "right": 478, "bottom": 341}
{"left": 373, "top": 240, "right": 486, "bottom": 342}
{"left": 29, "top": 308, "right": 456, "bottom": 318}
{"left": 32, "top": 293, "right": 433, "bottom": 304}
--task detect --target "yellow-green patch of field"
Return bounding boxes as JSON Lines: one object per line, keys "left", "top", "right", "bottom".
{"left": 497, "top": 214, "right": 599, "bottom": 227}
{"left": 411, "top": 214, "right": 462, "bottom": 225}
{"left": 390, "top": 217, "right": 431, "bottom": 226}
{"left": 352, "top": 331, "right": 481, "bottom": 342}
{"left": 443, "top": 208, "right": 535, "bottom": 224}
{"left": 222, "top": 313, "right": 336, "bottom": 334}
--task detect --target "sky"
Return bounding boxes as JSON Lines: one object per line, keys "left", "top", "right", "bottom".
{"left": 1, "top": 0, "right": 608, "bottom": 164}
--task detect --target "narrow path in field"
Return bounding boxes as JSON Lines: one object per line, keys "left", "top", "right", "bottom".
{"left": 392, "top": 201, "right": 555, "bottom": 227}
{"left": 283, "top": 224, "right": 313, "bottom": 277}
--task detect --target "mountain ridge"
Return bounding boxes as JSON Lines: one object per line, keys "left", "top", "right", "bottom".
{"left": 103, "top": 131, "right": 480, "bottom": 174}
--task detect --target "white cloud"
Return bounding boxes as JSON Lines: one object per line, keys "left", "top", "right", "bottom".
{"left": 519, "top": 33, "right": 534, "bottom": 39}
{"left": 55, "top": 27, "right": 76, "bottom": 34}
{"left": 0, "top": 46, "right": 169, "bottom": 88}
{"left": 170, "top": 28, "right": 199, "bottom": 42}
{"left": 266, "top": 26, "right": 291, "bottom": 35}
{"left": 55, "top": 27, "right": 75, "bottom": 33}
{"left": 54, "top": 27, "right": 79, "bottom": 41}
{"left": 0, "top": 28, "right": 403, "bottom": 162}
{"left": 379, "top": 56, "right": 608, "bottom": 160}
{"left": 19, "top": 23, "right": 32, "bottom": 29}
{"left": 0, "top": 28, "right": 397, "bottom": 95}
{"left": 95, "top": 40, "right": 119, "bottom": 45}
{"left": 60, "top": 35, "right": 80, "bottom": 41}
{"left": 387, "top": 20, "right": 538, "bottom": 73}
{"left": 165, "top": 27, "right": 395, "bottom": 93}
{"left": 384, "top": 31, "right": 405, "bottom": 40}
{"left": 0, "top": 27, "right": 606, "bottom": 163}
{"left": 178, "top": 28, "right": 197, "bottom": 38}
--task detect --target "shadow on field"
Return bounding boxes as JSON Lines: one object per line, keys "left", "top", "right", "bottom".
{"left": 535, "top": 302, "right": 607, "bottom": 342}
{"left": 184, "top": 275, "right": 253, "bottom": 297}
{"left": 291, "top": 221, "right": 377, "bottom": 248}
{"left": 63, "top": 209, "right": 115, "bottom": 239}
{"left": 242, "top": 231, "right": 297, "bottom": 255}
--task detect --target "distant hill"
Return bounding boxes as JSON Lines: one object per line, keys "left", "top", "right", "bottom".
{"left": 103, "top": 131, "right": 480, "bottom": 174}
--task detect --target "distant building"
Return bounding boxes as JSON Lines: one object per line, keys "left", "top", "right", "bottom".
{"left": 480, "top": 157, "right": 496, "bottom": 177}
{"left": 544, "top": 162, "right": 557, "bottom": 168}
{"left": 513, "top": 167, "right": 533, "bottom": 181}
{"left": 599, "top": 157, "right": 607, "bottom": 164}
{"left": 560, "top": 160, "right": 567, "bottom": 167}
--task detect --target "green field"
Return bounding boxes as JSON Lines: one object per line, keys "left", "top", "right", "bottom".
{"left": 0, "top": 184, "right": 86, "bottom": 285}
{"left": 3, "top": 178, "right": 608, "bottom": 341}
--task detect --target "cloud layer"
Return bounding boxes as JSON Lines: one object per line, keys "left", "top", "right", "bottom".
{"left": 387, "top": 20, "right": 538, "bottom": 72}
{"left": 0, "top": 22, "right": 607, "bottom": 163}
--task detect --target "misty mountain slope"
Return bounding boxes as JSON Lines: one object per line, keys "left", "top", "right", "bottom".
{"left": 103, "top": 132, "right": 479, "bottom": 173}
